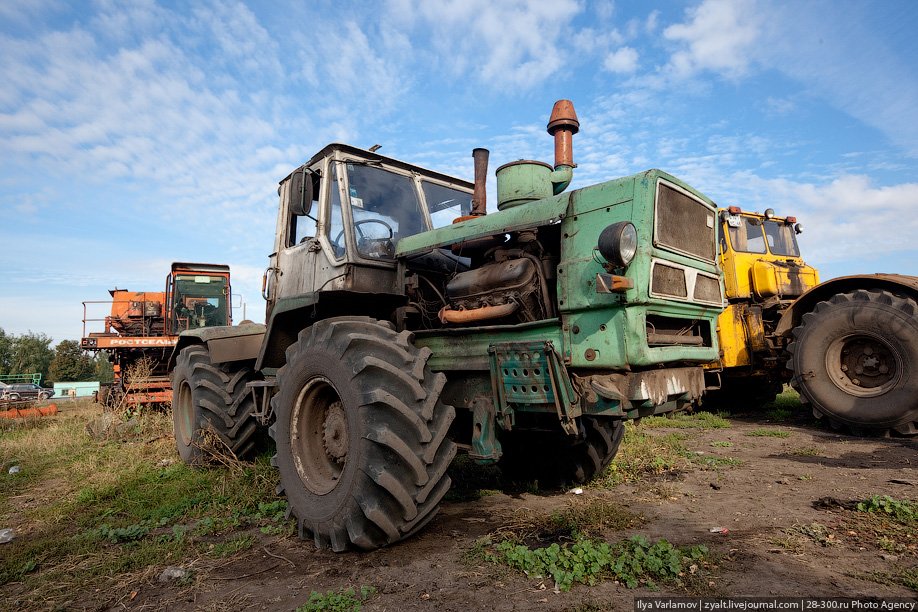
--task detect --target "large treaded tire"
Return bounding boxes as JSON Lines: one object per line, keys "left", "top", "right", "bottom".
{"left": 171, "top": 345, "right": 260, "bottom": 464}
{"left": 269, "top": 317, "right": 456, "bottom": 552}
{"left": 787, "top": 289, "right": 918, "bottom": 435}
{"left": 499, "top": 417, "right": 625, "bottom": 487}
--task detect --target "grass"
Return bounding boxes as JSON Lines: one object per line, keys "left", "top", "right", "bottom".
{"left": 790, "top": 446, "right": 823, "bottom": 457}
{"left": 489, "top": 498, "right": 644, "bottom": 546}
{"left": 597, "top": 427, "right": 687, "bottom": 487}
{"left": 596, "top": 423, "right": 741, "bottom": 488}
{"left": 0, "top": 401, "right": 288, "bottom": 609}
{"left": 641, "top": 411, "right": 731, "bottom": 430}
{"left": 745, "top": 428, "right": 790, "bottom": 438}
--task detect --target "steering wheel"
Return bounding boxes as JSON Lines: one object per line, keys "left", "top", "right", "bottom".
{"left": 332, "top": 219, "right": 395, "bottom": 254}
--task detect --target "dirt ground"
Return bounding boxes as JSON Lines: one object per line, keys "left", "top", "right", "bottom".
{"left": 99, "top": 409, "right": 916, "bottom": 612}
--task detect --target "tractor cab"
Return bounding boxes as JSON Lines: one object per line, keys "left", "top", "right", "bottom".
{"left": 718, "top": 206, "right": 819, "bottom": 302}
{"left": 263, "top": 144, "right": 474, "bottom": 319}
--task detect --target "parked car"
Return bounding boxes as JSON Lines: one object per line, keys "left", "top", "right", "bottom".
{"left": 2, "top": 383, "right": 55, "bottom": 401}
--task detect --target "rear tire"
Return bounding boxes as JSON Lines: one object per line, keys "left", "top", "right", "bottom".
{"left": 269, "top": 317, "right": 456, "bottom": 551}
{"left": 171, "top": 345, "right": 260, "bottom": 464}
{"left": 787, "top": 290, "right": 918, "bottom": 435}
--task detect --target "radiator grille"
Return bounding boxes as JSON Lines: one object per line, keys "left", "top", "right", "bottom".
{"left": 652, "top": 263, "right": 687, "bottom": 298}
{"left": 655, "top": 182, "right": 715, "bottom": 262}
{"left": 693, "top": 274, "right": 722, "bottom": 304}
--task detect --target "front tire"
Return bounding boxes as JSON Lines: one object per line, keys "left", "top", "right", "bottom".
{"left": 270, "top": 317, "right": 456, "bottom": 551}
{"left": 787, "top": 290, "right": 918, "bottom": 435}
{"left": 171, "top": 345, "right": 260, "bottom": 464}
{"left": 500, "top": 417, "right": 625, "bottom": 486}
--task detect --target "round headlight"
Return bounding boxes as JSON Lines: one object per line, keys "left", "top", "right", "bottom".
{"left": 794, "top": 223, "right": 803, "bottom": 234}
{"left": 598, "top": 221, "right": 638, "bottom": 268}
{"left": 764, "top": 208, "right": 775, "bottom": 219}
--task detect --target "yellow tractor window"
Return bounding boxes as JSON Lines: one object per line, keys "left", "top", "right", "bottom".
{"left": 727, "top": 217, "right": 767, "bottom": 254}
{"left": 763, "top": 220, "right": 800, "bottom": 257}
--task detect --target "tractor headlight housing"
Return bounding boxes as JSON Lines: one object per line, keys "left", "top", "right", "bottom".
{"left": 598, "top": 221, "right": 638, "bottom": 268}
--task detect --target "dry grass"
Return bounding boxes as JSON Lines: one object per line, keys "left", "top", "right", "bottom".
{"left": 0, "top": 402, "right": 285, "bottom": 610}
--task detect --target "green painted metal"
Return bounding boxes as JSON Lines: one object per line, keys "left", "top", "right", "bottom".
{"left": 414, "top": 320, "right": 563, "bottom": 372}
{"left": 403, "top": 168, "right": 722, "bottom": 375}
{"left": 496, "top": 160, "right": 555, "bottom": 210}
{"left": 469, "top": 396, "right": 502, "bottom": 463}
{"left": 488, "top": 341, "right": 580, "bottom": 435}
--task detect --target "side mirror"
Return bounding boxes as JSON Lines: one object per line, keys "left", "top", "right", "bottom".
{"left": 286, "top": 168, "right": 314, "bottom": 217}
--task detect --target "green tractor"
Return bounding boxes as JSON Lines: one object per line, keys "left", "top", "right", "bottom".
{"left": 170, "top": 101, "right": 724, "bottom": 551}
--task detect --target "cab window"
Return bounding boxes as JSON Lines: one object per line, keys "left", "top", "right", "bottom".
{"left": 345, "top": 163, "right": 425, "bottom": 260}
{"left": 727, "top": 217, "right": 767, "bottom": 254}
{"left": 764, "top": 220, "right": 800, "bottom": 257}
{"left": 423, "top": 181, "right": 472, "bottom": 228}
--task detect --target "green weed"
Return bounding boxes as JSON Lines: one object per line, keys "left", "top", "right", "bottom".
{"left": 856, "top": 495, "right": 916, "bottom": 523}
{"left": 709, "top": 441, "right": 733, "bottom": 448}
{"left": 297, "top": 586, "right": 376, "bottom": 612}
{"left": 483, "top": 534, "right": 708, "bottom": 591}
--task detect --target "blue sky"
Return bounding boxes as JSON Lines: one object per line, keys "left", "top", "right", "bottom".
{"left": 2, "top": 0, "right": 917, "bottom": 343}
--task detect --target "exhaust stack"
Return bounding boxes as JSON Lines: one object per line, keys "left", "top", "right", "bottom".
{"left": 471, "top": 148, "right": 489, "bottom": 216}
{"left": 546, "top": 99, "right": 579, "bottom": 193}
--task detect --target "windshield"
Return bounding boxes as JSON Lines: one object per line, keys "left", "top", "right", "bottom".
{"left": 346, "top": 163, "right": 426, "bottom": 260}
{"left": 423, "top": 181, "right": 472, "bottom": 228}
{"left": 172, "top": 275, "right": 228, "bottom": 332}
{"left": 763, "top": 220, "right": 800, "bottom": 256}
{"left": 726, "top": 217, "right": 767, "bottom": 254}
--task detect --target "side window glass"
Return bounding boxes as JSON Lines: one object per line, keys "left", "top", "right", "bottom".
{"left": 325, "top": 164, "right": 346, "bottom": 258}
{"left": 292, "top": 215, "right": 316, "bottom": 246}
{"left": 423, "top": 181, "right": 472, "bottom": 228}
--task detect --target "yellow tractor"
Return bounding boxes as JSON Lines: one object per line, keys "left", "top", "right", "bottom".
{"left": 709, "top": 205, "right": 918, "bottom": 435}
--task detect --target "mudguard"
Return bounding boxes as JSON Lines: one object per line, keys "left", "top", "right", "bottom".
{"left": 168, "top": 323, "right": 266, "bottom": 370}
{"left": 775, "top": 274, "right": 918, "bottom": 337}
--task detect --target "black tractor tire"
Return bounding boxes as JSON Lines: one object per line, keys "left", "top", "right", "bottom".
{"left": 702, "top": 377, "right": 784, "bottom": 412}
{"left": 171, "top": 345, "right": 261, "bottom": 464}
{"left": 499, "top": 417, "right": 625, "bottom": 487}
{"left": 269, "top": 317, "right": 456, "bottom": 552}
{"left": 787, "top": 289, "right": 918, "bottom": 435}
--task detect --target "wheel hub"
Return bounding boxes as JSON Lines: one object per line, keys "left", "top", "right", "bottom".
{"left": 322, "top": 401, "right": 348, "bottom": 464}
{"left": 827, "top": 333, "right": 901, "bottom": 397}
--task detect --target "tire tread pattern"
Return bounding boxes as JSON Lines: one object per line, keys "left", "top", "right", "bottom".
{"left": 270, "top": 317, "right": 456, "bottom": 551}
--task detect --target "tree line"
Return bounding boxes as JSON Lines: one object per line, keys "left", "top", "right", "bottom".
{"left": 0, "top": 328, "right": 113, "bottom": 384}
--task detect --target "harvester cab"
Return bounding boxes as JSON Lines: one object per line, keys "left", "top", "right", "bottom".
{"left": 81, "top": 262, "right": 232, "bottom": 407}
{"left": 167, "top": 264, "right": 232, "bottom": 333}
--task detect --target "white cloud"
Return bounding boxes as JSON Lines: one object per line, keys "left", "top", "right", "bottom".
{"left": 392, "top": 0, "right": 585, "bottom": 89}
{"left": 748, "top": 174, "right": 918, "bottom": 264}
{"left": 664, "top": 0, "right": 760, "bottom": 78}
{"left": 603, "top": 47, "right": 639, "bottom": 74}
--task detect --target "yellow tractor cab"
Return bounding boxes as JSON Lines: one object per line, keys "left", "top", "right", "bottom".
{"left": 718, "top": 206, "right": 819, "bottom": 303}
